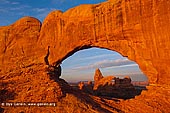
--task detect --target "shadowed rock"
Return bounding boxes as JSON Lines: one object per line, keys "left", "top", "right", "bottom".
{"left": 46, "top": 64, "right": 62, "bottom": 80}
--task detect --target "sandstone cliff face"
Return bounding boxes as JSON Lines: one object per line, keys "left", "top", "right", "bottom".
{"left": 0, "top": 0, "right": 170, "bottom": 112}
{"left": 1, "top": 0, "right": 169, "bottom": 85}
{"left": 0, "top": 17, "right": 42, "bottom": 76}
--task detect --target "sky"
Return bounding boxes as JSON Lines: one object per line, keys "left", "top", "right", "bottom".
{"left": 0, "top": 0, "right": 106, "bottom": 26}
{"left": 0, "top": 0, "right": 148, "bottom": 82}
{"left": 62, "top": 48, "right": 148, "bottom": 82}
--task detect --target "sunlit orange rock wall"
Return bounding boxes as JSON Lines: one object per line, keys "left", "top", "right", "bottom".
{"left": 39, "top": 0, "right": 170, "bottom": 85}
{"left": 0, "top": 17, "right": 41, "bottom": 73}
{"left": 0, "top": 0, "right": 170, "bottom": 85}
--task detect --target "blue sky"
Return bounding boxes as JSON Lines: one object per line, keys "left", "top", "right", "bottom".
{"left": 0, "top": 0, "right": 148, "bottom": 82}
{"left": 0, "top": 0, "right": 106, "bottom": 26}
{"left": 62, "top": 48, "right": 148, "bottom": 82}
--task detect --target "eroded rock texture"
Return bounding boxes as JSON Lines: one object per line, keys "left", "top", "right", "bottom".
{"left": 94, "top": 68, "right": 104, "bottom": 85}
{"left": 31, "top": 0, "right": 170, "bottom": 85}
{"left": 0, "top": 0, "right": 170, "bottom": 112}
{"left": 93, "top": 69, "right": 136, "bottom": 99}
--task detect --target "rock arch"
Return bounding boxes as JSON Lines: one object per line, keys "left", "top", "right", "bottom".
{"left": 0, "top": 0, "right": 170, "bottom": 112}
{"left": 0, "top": 0, "right": 169, "bottom": 85}
{"left": 38, "top": 0, "right": 170, "bottom": 85}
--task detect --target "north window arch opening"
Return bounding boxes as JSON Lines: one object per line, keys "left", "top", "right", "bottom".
{"left": 60, "top": 47, "right": 148, "bottom": 99}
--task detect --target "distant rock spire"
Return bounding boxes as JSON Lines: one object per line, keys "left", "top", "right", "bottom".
{"left": 94, "top": 68, "right": 103, "bottom": 83}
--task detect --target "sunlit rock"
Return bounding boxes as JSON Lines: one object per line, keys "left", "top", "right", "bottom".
{"left": 0, "top": 0, "right": 170, "bottom": 112}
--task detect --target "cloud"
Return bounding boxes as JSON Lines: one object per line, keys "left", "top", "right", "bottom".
{"left": 0, "top": 8, "right": 8, "bottom": 13}
{"left": 0, "top": 0, "right": 20, "bottom": 5}
{"left": 9, "top": 5, "right": 31, "bottom": 11}
{"left": 11, "top": 2, "right": 20, "bottom": 5}
{"left": 33, "top": 8, "right": 49, "bottom": 13}
{"left": 0, "top": 0, "right": 21, "bottom": 14}
{"left": 51, "top": 0, "right": 67, "bottom": 4}
{"left": 78, "top": 54, "right": 117, "bottom": 61}
{"left": 0, "top": 0, "right": 10, "bottom": 4}
{"left": 72, "top": 59, "right": 137, "bottom": 71}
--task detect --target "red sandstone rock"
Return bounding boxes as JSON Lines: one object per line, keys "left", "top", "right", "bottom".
{"left": 0, "top": 0, "right": 170, "bottom": 112}
{"left": 78, "top": 82, "right": 84, "bottom": 90}
{"left": 0, "top": 0, "right": 169, "bottom": 85}
{"left": 78, "top": 81, "right": 94, "bottom": 94}
{"left": 94, "top": 68, "right": 103, "bottom": 84}
{"left": 94, "top": 75, "right": 115, "bottom": 90}
{"left": 93, "top": 69, "right": 136, "bottom": 99}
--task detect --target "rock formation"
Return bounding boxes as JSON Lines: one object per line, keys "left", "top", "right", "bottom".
{"left": 94, "top": 68, "right": 104, "bottom": 86}
{"left": 46, "top": 64, "right": 62, "bottom": 80}
{"left": 78, "top": 82, "right": 85, "bottom": 90}
{"left": 93, "top": 68, "right": 115, "bottom": 92}
{"left": 78, "top": 81, "right": 93, "bottom": 94}
{"left": 0, "top": 0, "right": 170, "bottom": 112}
{"left": 93, "top": 69, "right": 136, "bottom": 99}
